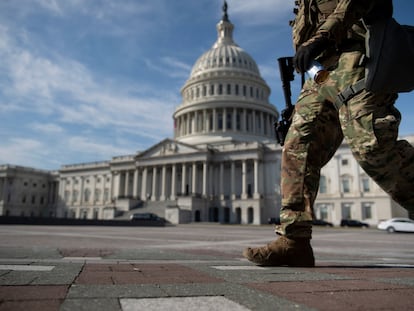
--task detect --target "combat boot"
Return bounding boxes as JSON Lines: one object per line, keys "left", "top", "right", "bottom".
{"left": 242, "top": 236, "right": 315, "bottom": 267}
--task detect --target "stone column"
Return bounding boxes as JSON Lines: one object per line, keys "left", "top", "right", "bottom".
{"left": 141, "top": 168, "right": 148, "bottom": 200}
{"left": 151, "top": 167, "right": 157, "bottom": 201}
{"left": 223, "top": 107, "right": 227, "bottom": 132}
{"left": 254, "top": 159, "right": 260, "bottom": 199}
{"left": 241, "top": 160, "right": 247, "bottom": 199}
{"left": 0, "top": 178, "right": 5, "bottom": 203}
{"left": 160, "top": 165, "right": 166, "bottom": 201}
{"left": 233, "top": 108, "right": 237, "bottom": 131}
{"left": 124, "top": 171, "right": 129, "bottom": 197}
{"left": 181, "top": 163, "right": 187, "bottom": 195}
{"left": 260, "top": 112, "right": 265, "bottom": 135}
{"left": 220, "top": 162, "right": 224, "bottom": 200}
{"left": 91, "top": 175, "right": 97, "bottom": 204}
{"left": 231, "top": 161, "right": 236, "bottom": 199}
{"left": 79, "top": 177, "right": 85, "bottom": 204}
{"left": 203, "top": 110, "right": 207, "bottom": 133}
{"left": 206, "top": 110, "right": 211, "bottom": 133}
{"left": 252, "top": 110, "right": 256, "bottom": 134}
{"left": 242, "top": 109, "right": 247, "bottom": 132}
{"left": 133, "top": 169, "right": 139, "bottom": 199}
{"left": 212, "top": 108, "right": 217, "bottom": 132}
{"left": 192, "top": 162, "right": 197, "bottom": 194}
{"left": 202, "top": 161, "right": 208, "bottom": 197}
{"left": 171, "top": 164, "right": 176, "bottom": 200}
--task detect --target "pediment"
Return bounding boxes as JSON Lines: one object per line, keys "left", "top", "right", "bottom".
{"left": 137, "top": 139, "right": 205, "bottom": 160}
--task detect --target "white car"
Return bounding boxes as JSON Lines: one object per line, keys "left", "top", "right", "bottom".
{"left": 377, "top": 218, "right": 414, "bottom": 233}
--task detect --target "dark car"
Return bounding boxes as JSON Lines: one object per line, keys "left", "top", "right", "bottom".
{"left": 340, "top": 219, "right": 369, "bottom": 228}
{"left": 268, "top": 217, "right": 281, "bottom": 225}
{"left": 313, "top": 219, "right": 334, "bottom": 227}
{"left": 130, "top": 213, "right": 161, "bottom": 221}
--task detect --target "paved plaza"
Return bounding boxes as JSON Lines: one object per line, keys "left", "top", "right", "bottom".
{"left": 0, "top": 224, "right": 413, "bottom": 310}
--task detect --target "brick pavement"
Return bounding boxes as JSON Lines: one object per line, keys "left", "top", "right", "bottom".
{"left": 1, "top": 247, "right": 414, "bottom": 311}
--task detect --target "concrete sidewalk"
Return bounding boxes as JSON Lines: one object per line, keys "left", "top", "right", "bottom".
{"left": 1, "top": 246, "right": 414, "bottom": 311}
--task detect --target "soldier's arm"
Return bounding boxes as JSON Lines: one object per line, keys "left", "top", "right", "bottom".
{"left": 316, "top": 0, "right": 374, "bottom": 44}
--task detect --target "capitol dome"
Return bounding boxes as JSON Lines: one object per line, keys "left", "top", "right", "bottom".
{"left": 173, "top": 3, "right": 279, "bottom": 145}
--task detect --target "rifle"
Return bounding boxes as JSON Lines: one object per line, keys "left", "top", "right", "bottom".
{"left": 274, "top": 57, "right": 296, "bottom": 146}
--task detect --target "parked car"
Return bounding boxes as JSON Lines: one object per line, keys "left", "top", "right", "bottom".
{"left": 377, "top": 218, "right": 414, "bottom": 233}
{"left": 268, "top": 217, "right": 281, "bottom": 225}
{"left": 313, "top": 219, "right": 334, "bottom": 227}
{"left": 130, "top": 213, "right": 161, "bottom": 221}
{"left": 340, "top": 219, "right": 369, "bottom": 228}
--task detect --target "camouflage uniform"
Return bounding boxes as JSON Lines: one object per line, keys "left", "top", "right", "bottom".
{"left": 278, "top": 0, "right": 414, "bottom": 239}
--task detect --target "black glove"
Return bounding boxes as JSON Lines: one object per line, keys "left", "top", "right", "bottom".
{"left": 293, "top": 35, "right": 332, "bottom": 73}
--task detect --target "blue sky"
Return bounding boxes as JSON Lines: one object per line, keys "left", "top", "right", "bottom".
{"left": 1, "top": 0, "right": 413, "bottom": 170}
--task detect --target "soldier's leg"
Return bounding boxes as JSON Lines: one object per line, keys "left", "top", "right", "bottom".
{"left": 243, "top": 80, "right": 343, "bottom": 267}
{"left": 277, "top": 81, "right": 344, "bottom": 239}
{"left": 341, "top": 91, "right": 414, "bottom": 213}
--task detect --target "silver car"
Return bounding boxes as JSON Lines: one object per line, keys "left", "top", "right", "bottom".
{"left": 377, "top": 218, "right": 414, "bottom": 233}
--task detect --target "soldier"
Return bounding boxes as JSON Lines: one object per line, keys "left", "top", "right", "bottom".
{"left": 243, "top": 0, "right": 414, "bottom": 266}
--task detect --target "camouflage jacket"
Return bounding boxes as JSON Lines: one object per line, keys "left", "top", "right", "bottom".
{"left": 292, "top": 0, "right": 393, "bottom": 49}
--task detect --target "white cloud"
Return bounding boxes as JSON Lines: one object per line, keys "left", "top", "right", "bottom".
{"left": 145, "top": 57, "right": 192, "bottom": 79}
{"left": 67, "top": 136, "right": 134, "bottom": 159}
{"left": 30, "top": 123, "right": 64, "bottom": 134}
{"left": 0, "top": 138, "right": 46, "bottom": 168}
{"left": 227, "top": 0, "right": 293, "bottom": 25}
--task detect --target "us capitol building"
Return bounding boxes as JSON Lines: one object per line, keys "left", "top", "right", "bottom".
{"left": 0, "top": 5, "right": 410, "bottom": 225}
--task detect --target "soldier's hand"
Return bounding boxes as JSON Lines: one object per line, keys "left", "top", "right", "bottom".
{"left": 293, "top": 34, "right": 332, "bottom": 73}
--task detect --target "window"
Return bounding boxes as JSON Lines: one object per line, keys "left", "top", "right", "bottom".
{"left": 319, "top": 176, "right": 327, "bottom": 193}
{"left": 342, "top": 178, "right": 351, "bottom": 193}
{"left": 64, "top": 191, "right": 70, "bottom": 202}
{"left": 361, "top": 202, "right": 372, "bottom": 219}
{"left": 95, "top": 189, "right": 101, "bottom": 202}
{"left": 236, "top": 111, "right": 241, "bottom": 130}
{"left": 341, "top": 159, "right": 349, "bottom": 166}
{"left": 73, "top": 190, "right": 79, "bottom": 202}
{"left": 218, "top": 84, "right": 223, "bottom": 95}
{"left": 104, "top": 188, "right": 109, "bottom": 202}
{"left": 316, "top": 204, "right": 329, "bottom": 220}
{"left": 341, "top": 203, "right": 352, "bottom": 219}
{"left": 362, "top": 178, "right": 370, "bottom": 192}
{"left": 227, "top": 84, "right": 231, "bottom": 95}
{"left": 218, "top": 112, "right": 223, "bottom": 130}
{"left": 84, "top": 189, "right": 91, "bottom": 202}
{"left": 226, "top": 112, "right": 232, "bottom": 129}
{"left": 235, "top": 85, "right": 239, "bottom": 95}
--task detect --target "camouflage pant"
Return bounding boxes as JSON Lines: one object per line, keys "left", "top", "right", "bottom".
{"left": 277, "top": 50, "right": 414, "bottom": 239}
